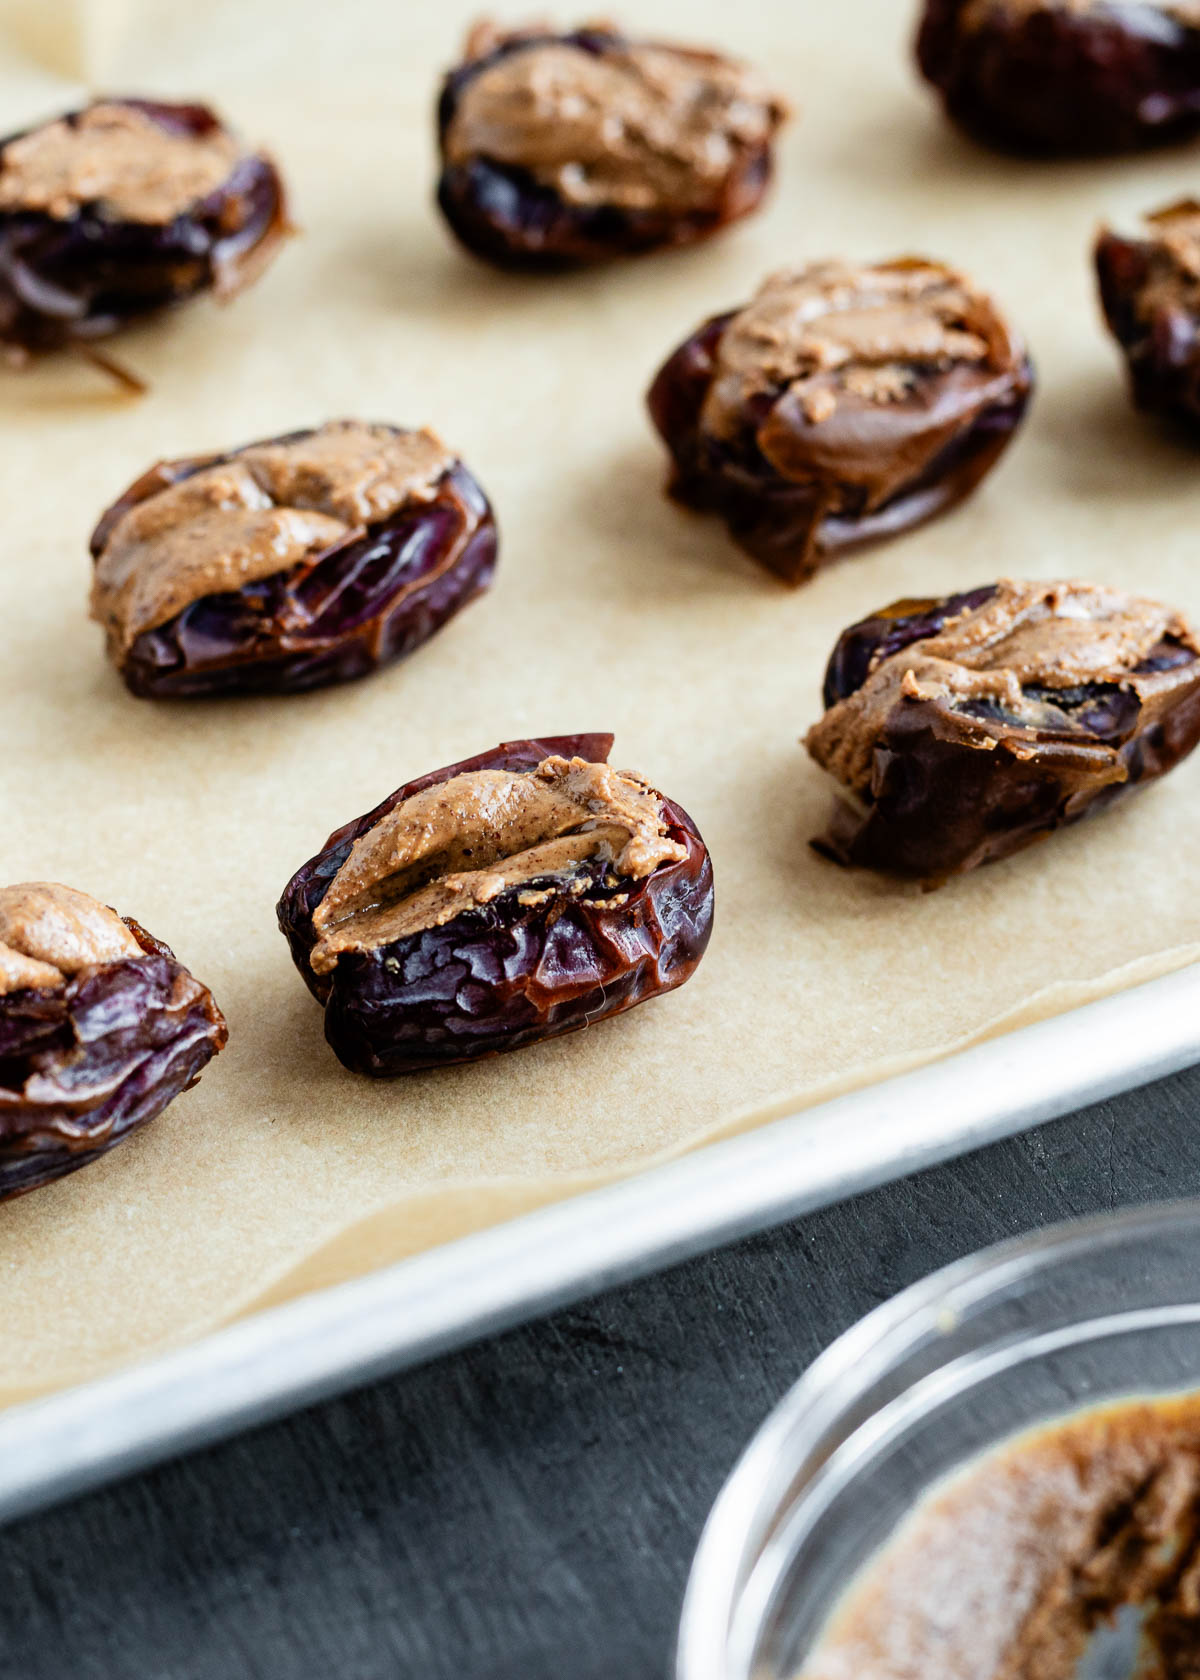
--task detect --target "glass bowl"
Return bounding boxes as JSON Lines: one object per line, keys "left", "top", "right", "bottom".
{"left": 676, "top": 1200, "right": 1200, "bottom": 1680}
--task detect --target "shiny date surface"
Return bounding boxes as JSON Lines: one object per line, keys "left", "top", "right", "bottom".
{"left": 277, "top": 734, "right": 715, "bottom": 1076}
{"left": 0, "top": 919, "right": 227, "bottom": 1200}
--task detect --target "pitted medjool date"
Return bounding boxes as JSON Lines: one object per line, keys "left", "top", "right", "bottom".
{"left": 0, "top": 882, "right": 227, "bottom": 1199}
{"left": 916, "top": 0, "right": 1200, "bottom": 155}
{"left": 806, "top": 579, "right": 1200, "bottom": 881}
{"left": 435, "top": 20, "right": 787, "bottom": 268}
{"left": 0, "top": 98, "right": 287, "bottom": 373}
{"left": 647, "top": 259, "right": 1032, "bottom": 586}
{"left": 89, "top": 420, "right": 497, "bottom": 698}
{"left": 1096, "top": 200, "right": 1200, "bottom": 432}
{"left": 276, "top": 734, "right": 714, "bottom": 1076}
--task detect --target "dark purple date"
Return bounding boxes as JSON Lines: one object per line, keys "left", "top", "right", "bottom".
{"left": 647, "top": 262, "right": 1033, "bottom": 586}
{"left": 90, "top": 426, "right": 497, "bottom": 698}
{"left": 806, "top": 580, "right": 1200, "bottom": 881}
{"left": 916, "top": 0, "right": 1200, "bottom": 155}
{"left": 1096, "top": 202, "right": 1200, "bottom": 433}
{"left": 277, "top": 734, "right": 715, "bottom": 1076}
{"left": 0, "top": 917, "right": 227, "bottom": 1200}
{"left": 436, "top": 25, "right": 784, "bottom": 269}
{"left": 0, "top": 98, "right": 287, "bottom": 368}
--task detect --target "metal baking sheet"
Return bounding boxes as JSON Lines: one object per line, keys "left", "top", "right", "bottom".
{"left": 0, "top": 959, "right": 1196, "bottom": 1527}
{"left": 7, "top": 0, "right": 1200, "bottom": 1530}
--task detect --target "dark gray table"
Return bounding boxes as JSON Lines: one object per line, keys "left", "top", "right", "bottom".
{"left": 1, "top": 1063, "right": 1195, "bottom": 1680}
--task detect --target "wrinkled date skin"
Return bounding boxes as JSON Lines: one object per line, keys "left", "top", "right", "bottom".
{"left": 916, "top": 0, "right": 1200, "bottom": 155}
{"left": 810, "top": 586, "right": 1200, "bottom": 880}
{"left": 90, "top": 434, "right": 497, "bottom": 698}
{"left": 435, "top": 28, "right": 780, "bottom": 269}
{"left": 1096, "top": 216, "right": 1200, "bottom": 431}
{"left": 0, "top": 99, "right": 287, "bottom": 363}
{"left": 646, "top": 302, "right": 1032, "bottom": 586}
{"left": 0, "top": 919, "right": 227, "bottom": 1199}
{"left": 277, "top": 734, "right": 716, "bottom": 1076}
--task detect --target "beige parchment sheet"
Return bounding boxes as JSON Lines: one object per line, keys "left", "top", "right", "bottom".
{"left": 4, "top": 0, "right": 1200, "bottom": 1405}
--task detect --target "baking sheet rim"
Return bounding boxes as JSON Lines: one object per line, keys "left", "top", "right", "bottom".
{"left": 3, "top": 939, "right": 1196, "bottom": 1410}
{"left": 0, "top": 950, "right": 1197, "bottom": 1527}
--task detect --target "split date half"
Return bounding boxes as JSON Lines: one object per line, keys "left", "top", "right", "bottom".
{"left": 90, "top": 420, "right": 497, "bottom": 698}
{"left": 647, "top": 258, "right": 1032, "bottom": 586}
{"left": 436, "top": 21, "right": 787, "bottom": 267}
{"left": 0, "top": 882, "right": 226, "bottom": 1199}
{"left": 806, "top": 579, "right": 1200, "bottom": 881}
{"left": 916, "top": 0, "right": 1200, "bottom": 155}
{"left": 277, "top": 734, "right": 715, "bottom": 1076}
{"left": 0, "top": 98, "right": 287, "bottom": 368}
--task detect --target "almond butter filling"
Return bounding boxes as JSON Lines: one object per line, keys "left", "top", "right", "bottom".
{"left": 0, "top": 102, "right": 242, "bottom": 224}
{"left": 309, "top": 756, "right": 687, "bottom": 972}
{"left": 803, "top": 1395, "right": 1200, "bottom": 1680}
{"left": 444, "top": 36, "right": 786, "bottom": 214}
{"left": 90, "top": 422, "right": 454, "bottom": 653}
{"left": 0, "top": 882, "right": 142, "bottom": 997}
{"left": 806, "top": 579, "right": 1195, "bottom": 796}
{"left": 701, "top": 259, "right": 1012, "bottom": 445}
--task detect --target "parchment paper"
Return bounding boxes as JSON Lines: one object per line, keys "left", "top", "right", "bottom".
{"left": 4, "top": 0, "right": 1200, "bottom": 1404}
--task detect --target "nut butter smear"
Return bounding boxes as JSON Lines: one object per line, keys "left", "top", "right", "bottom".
{"left": 0, "top": 103, "right": 241, "bottom": 224}
{"left": 91, "top": 423, "right": 454, "bottom": 653}
{"left": 702, "top": 260, "right": 1007, "bottom": 441}
{"left": 807, "top": 580, "right": 1193, "bottom": 795}
{"left": 445, "top": 33, "right": 785, "bottom": 213}
{"left": 310, "top": 756, "right": 687, "bottom": 972}
{"left": 802, "top": 1394, "right": 1200, "bottom": 1680}
{"left": 0, "top": 883, "right": 141, "bottom": 997}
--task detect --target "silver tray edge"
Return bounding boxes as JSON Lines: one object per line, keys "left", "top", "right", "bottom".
{"left": 1, "top": 960, "right": 1197, "bottom": 1526}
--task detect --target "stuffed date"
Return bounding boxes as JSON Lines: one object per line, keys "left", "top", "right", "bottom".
{"left": 805, "top": 579, "right": 1200, "bottom": 881}
{"left": 0, "top": 98, "right": 287, "bottom": 370}
{"left": 647, "top": 258, "right": 1033, "bottom": 586}
{"left": 916, "top": 0, "right": 1200, "bottom": 156}
{"left": 0, "top": 882, "right": 227, "bottom": 1199}
{"left": 89, "top": 419, "right": 497, "bottom": 698}
{"left": 276, "top": 733, "right": 715, "bottom": 1076}
{"left": 1096, "top": 199, "right": 1200, "bottom": 432}
{"left": 435, "top": 20, "right": 787, "bottom": 268}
